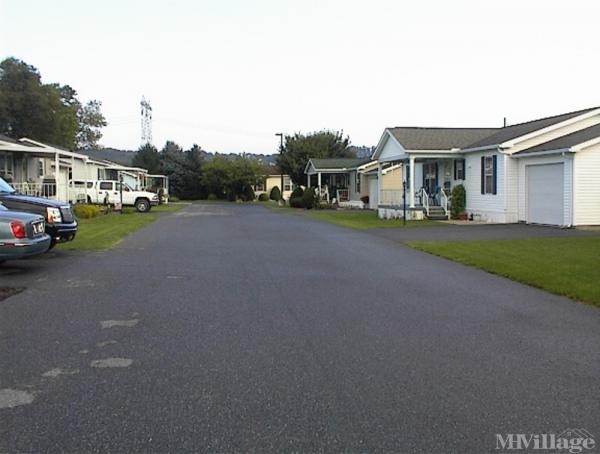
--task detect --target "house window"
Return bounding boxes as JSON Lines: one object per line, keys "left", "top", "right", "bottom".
{"left": 38, "top": 160, "right": 44, "bottom": 177}
{"left": 283, "top": 176, "right": 291, "bottom": 191}
{"left": 255, "top": 181, "right": 265, "bottom": 192}
{"left": 355, "top": 173, "right": 360, "bottom": 193}
{"left": 481, "top": 155, "right": 497, "bottom": 194}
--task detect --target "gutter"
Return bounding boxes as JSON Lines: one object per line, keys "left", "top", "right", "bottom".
{"left": 512, "top": 148, "right": 573, "bottom": 158}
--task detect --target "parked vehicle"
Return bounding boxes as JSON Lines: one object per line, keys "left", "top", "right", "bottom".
{"left": 0, "top": 176, "right": 78, "bottom": 249}
{"left": 72, "top": 180, "right": 159, "bottom": 212}
{"left": 0, "top": 203, "right": 51, "bottom": 264}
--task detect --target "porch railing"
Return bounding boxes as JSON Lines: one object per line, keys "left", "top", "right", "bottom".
{"left": 441, "top": 190, "right": 450, "bottom": 219}
{"left": 379, "top": 189, "right": 403, "bottom": 206}
{"left": 336, "top": 189, "right": 349, "bottom": 202}
{"left": 12, "top": 182, "right": 59, "bottom": 198}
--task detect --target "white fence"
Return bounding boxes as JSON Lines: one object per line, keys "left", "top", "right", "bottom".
{"left": 11, "top": 182, "right": 85, "bottom": 203}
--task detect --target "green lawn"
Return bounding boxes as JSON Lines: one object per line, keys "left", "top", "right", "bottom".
{"left": 151, "top": 203, "right": 186, "bottom": 213}
{"left": 408, "top": 236, "right": 600, "bottom": 307}
{"left": 307, "top": 210, "right": 443, "bottom": 230}
{"left": 58, "top": 212, "right": 159, "bottom": 251}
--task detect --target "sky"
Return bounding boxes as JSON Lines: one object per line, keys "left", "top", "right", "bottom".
{"left": 1, "top": 0, "right": 599, "bottom": 154}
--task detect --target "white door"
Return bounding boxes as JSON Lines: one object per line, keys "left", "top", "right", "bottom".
{"left": 527, "top": 163, "right": 564, "bottom": 225}
{"left": 368, "top": 177, "right": 378, "bottom": 209}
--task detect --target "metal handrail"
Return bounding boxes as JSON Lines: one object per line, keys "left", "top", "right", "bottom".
{"left": 421, "top": 188, "right": 429, "bottom": 216}
{"left": 441, "top": 190, "right": 449, "bottom": 219}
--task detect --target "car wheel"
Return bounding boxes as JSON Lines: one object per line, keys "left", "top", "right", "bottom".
{"left": 136, "top": 199, "right": 150, "bottom": 213}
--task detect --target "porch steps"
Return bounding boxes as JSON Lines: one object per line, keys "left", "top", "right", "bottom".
{"left": 426, "top": 206, "right": 448, "bottom": 220}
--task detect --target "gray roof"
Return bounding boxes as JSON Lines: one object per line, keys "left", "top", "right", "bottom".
{"left": 465, "top": 107, "right": 600, "bottom": 149}
{"left": 387, "top": 127, "right": 499, "bottom": 150}
{"left": 515, "top": 123, "right": 600, "bottom": 155}
{"left": 309, "top": 158, "right": 370, "bottom": 170}
{"left": 79, "top": 148, "right": 136, "bottom": 166}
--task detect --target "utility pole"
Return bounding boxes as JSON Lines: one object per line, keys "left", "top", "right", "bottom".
{"left": 275, "top": 133, "right": 284, "bottom": 204}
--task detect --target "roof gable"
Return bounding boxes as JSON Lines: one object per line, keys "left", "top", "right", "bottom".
{"left": 306, "top": 158, "right": 369, "bottom": 172}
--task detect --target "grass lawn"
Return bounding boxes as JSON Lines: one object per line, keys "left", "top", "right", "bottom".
{"left": 151, "top": 203, "right": 186, "bottom": 213}
{"left": 407, "top": 236, "right": 600, "bottom": 307}
{"left": 58, "top": 212, "right": 159, "bottom": 251}
{"left": 307, "top": 210, "right": 443, "bottom": 230}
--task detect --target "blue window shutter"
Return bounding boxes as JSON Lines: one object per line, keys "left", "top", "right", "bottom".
{"left": 453, "top": 160, "right": 457, "bottom": 180}
{"left": 492, "top": 155, "right": 497, "bottom": 195}
{"left": 462, "top": 159, "right": 466, "bottom": 179}
{"left": 481, "top": 156, "right": 485, "bottom": 194}
{"left": 435, "top": 163, "right": 439, "bottom": 189}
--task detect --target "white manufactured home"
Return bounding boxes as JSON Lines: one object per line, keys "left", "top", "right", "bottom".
{"left": 372, "top": 107, "right": 600, "bottom": 226}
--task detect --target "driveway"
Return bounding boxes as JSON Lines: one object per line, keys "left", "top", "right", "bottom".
{"left": 1, "top": 203, "right": 599, "bottom": 453}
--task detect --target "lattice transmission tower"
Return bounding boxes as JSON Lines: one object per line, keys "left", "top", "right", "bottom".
{"left": 140, "top": 97, "right": 153, "bottom": 146}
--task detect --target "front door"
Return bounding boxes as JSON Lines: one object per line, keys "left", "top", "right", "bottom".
{"left": 423, "top": 163, "right": 437, "bottom": 195}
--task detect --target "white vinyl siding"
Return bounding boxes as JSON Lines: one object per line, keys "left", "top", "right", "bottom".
{"left": 463, "top": 151, "right": 507, "bottom": 222}
{"left": 573, "top": 144, "right": 600, "bottom": 225}
{"left": 378, "top": 135, "right": 406, "bottom": 162}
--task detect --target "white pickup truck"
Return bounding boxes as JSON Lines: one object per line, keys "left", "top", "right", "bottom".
{"left": 71, "top": 180, "right": 159, "bottom": 212}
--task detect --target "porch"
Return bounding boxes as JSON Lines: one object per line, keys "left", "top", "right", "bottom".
{"left": 304, "top": 158, "right": 371, "bottom": 208}
{"left": 377, "top": 155, "right": 466, "bottom": 220}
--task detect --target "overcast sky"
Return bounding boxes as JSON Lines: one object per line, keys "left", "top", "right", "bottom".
{"left": 1, "top": 0, "right": 599, "bottom": 153}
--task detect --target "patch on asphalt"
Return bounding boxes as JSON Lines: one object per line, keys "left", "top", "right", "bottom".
{"left": 0, "top": 388, "right": 35, "bottom": 409}
{"left": 42, "top": 368, "right": 80, "bottom": 378}
{"left": 66, "top": 278, "right": 96, "bottom": 288}
{"left": 0, "top": 287, "right": 24, "bottom": 302}
{"left": 90, "top": 358, "right": 133, "bottom": 368}
{"left": 100, "top": 319, "right": 139, "bottom": 329}
{"left": 96, "top": 340, "right": 118, "bottom": 348}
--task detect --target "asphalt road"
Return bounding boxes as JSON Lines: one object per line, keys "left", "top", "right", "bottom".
{"left": 1, "top": 203, "right": 599, "bottom": 453}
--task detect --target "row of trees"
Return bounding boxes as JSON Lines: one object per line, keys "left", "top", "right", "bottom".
{"left": 133, "top": 142, "right": 262, "bottom": 200}
{"left": 0, "top": 58, "right": 107, "bottom": 149}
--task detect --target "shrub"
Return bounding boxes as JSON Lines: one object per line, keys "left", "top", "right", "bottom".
{"left": 269, "top": 186, "right": 281, "bottom": 201}
{"left": 207, "top": 193, "right": 218, "bottom": 201}
{"left": 169, "top": 195, "right": 180, "bottom": 202}
{"left": 289, "top": 197, "right": 304, "bottom": 208}
{"left": 258, "top": 193, "right": 269, "bottom": 202}
{"left": 451, "top": 184, "right": 466, "bottom": 219}
{"left": 290, "top": 187, "right": 304, "bottom": 199}
{"left": 360, "top": 195, "right": 369, "bottom": 204}
{"left": 302, "top": 187, "right": 319, "bottom": 210}
{"left": 73, "top": 204, "right": 101, "bottom": 219}
{"left": 242, "top": 186, "right": 255, "bottom": 202}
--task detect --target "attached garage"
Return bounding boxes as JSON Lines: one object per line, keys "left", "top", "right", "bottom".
{"left": 526, "top": 163, "right": 564, "bottom": 225}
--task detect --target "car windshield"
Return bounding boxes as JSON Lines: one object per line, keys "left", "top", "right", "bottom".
{"left": 0, "top": 177, "right": 16, "bottom": 194}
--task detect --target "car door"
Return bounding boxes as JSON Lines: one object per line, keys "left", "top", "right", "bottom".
{"left": 98, "top": 181, "right": 117, "bottom": 204}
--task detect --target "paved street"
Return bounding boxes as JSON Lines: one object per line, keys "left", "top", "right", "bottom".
{"left": 1, "top": 203, "right": 599, "bottom": 453}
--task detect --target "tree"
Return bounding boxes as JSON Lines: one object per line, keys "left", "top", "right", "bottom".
{"left": 201, "top": 156, "right": 230, "bottom": 198}
{"left": 0, "top": 57, "right": 106, "bottom": 149}
{"left": 77, "top": 100, "right": 107, "bottom": 149}
{"left": 276, "top": 130, "right": 353, "bottom": 186}
{"left": 132, "top": 143, "right": 161, "bottom": 174}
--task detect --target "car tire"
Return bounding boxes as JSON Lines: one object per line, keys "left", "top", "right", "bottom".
{"left": 87, "top": 196, "right": 92, "bottom": 204}
{"left": 135, "top": 199, "right": 150, "bottom": 213}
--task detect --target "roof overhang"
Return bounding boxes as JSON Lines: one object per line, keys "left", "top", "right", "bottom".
{"left": 512, "top": 148, "right": 574, "bottom": 158}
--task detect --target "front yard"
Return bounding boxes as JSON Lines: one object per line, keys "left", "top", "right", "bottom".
{"left": 408, "top": 236, "right": 600, "bottom": 307}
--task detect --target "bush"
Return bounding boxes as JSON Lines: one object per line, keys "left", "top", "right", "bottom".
{"left": 451, "top": 184, "right": 466, "bottom": 219}
{"left": 242, "top": 186, "right": 255, "bottom": 202}
{"left": 360, "top": 195, "right": 369, "bottom": 204}
{"left": 207, "top": 193, "right": 218, "bottom": 201}
{"left": 169, "top": 195, "right": 180, "bottom": 202}
{"left": 289, "top": 197, "right": 304, "bottom": 208}
{"left": 269, "top": 186, "right": 281, "bottom": 201}
{"left": 302, "top": 187, "right": 319, "bottom": 210}
{"left": 258, "top": 193, "right": 269, "bottom": 202}
{"left": 290, "top": 187, "right": 304, "bottom": 199}
{"left": 73, "top": 204, "right": 101, "bottom": 219}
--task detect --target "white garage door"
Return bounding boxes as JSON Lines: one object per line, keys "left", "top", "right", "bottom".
{"left": 527, "top": 163, "right": 564, "bottom": 225}
{"left": 368, "top": 177, "right": 378, "bottom": 209}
